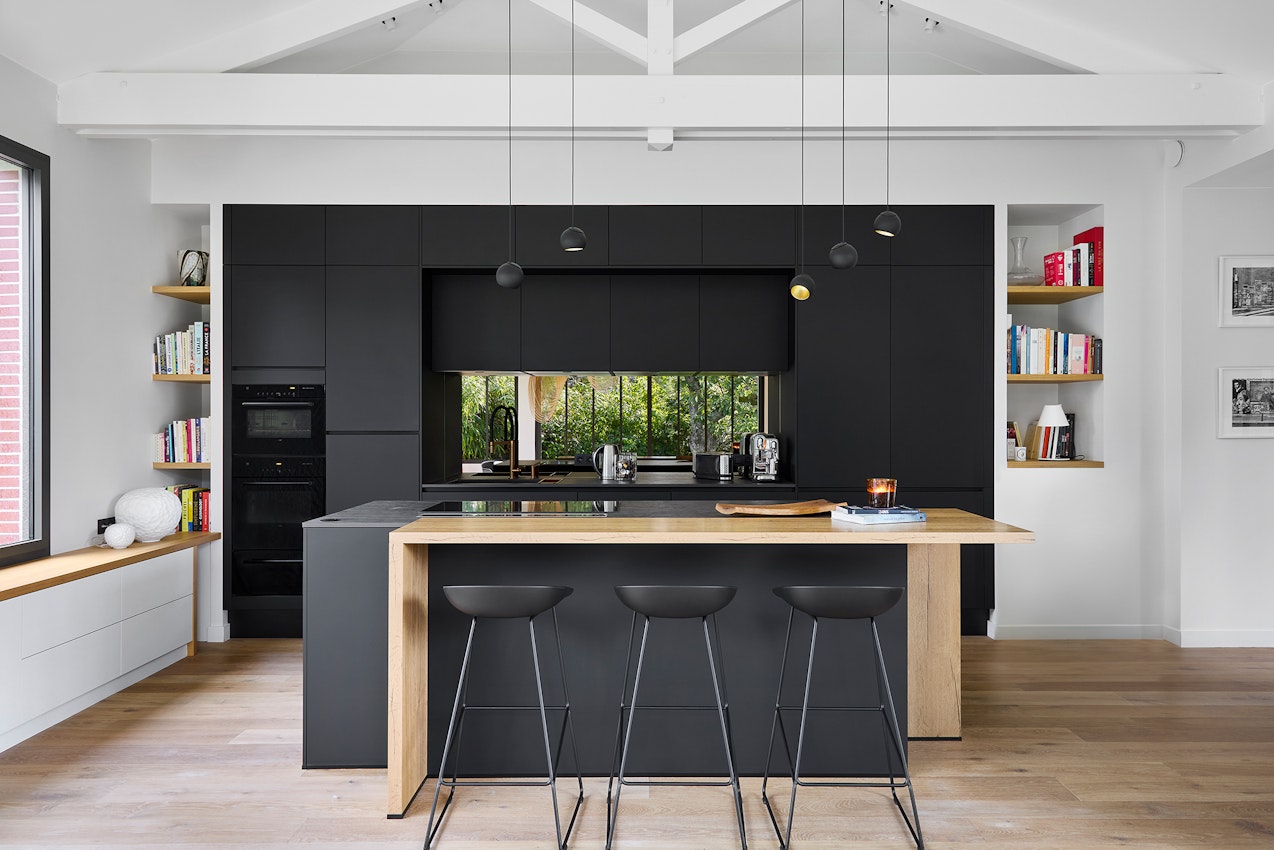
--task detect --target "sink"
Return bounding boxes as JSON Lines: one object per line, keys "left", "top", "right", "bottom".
{"left": 459, "top": 475, "right": 563, "bottom": 484}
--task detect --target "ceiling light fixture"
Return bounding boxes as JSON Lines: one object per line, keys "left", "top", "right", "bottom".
{"left": 790, "top": 0, "right": 813, "bottom": 300}
{"left": 874, "top": 1, "right": 901, "bottom": 238}
{"left": 923, "top": 17, "right": 938, "bottom": 32}
{"left": 496, "top": 0, "right": 524, "bottom": 289}
{"left": 827, "top": 0, "right": 858, "bottom": 271}
{"left": 559, "top": 0, "right": 587, "bottom": 253}
{"left": 380, "top": 16, "right": 397, "bottom": 31}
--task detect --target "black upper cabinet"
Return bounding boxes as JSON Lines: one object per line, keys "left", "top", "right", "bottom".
{"left": 886, "top": 205, "right": 993, "bottom": 266}
{"left": 325, "top": 206, "right": 421, "bottom": 266}
{"left": 430, "top": 274, "right": 520, "bottom": 372}
{"left": 226, "top": 205, "right": 325, "bottom": 266}
{"left": 793, "top": 265, "right": 891, "bottom": 488}
{"left": 608, "top": 206, "right": 702, "bottom": 267}
{"left": 610, "top": 275, "right": 699, "bottom": 372}
{"left": 699, "top": 274, "right": 789, "bottom": 373}
{"left": 520, "top": 275, "right": 610, "bottom": 372}
{"left": 888, "top": 265, "right": 993, "bottom": 487}
{"left": 326, "top": 267, "right": 422, "bottom": 431}
{"left": 420, "top": 206, "right": 510, "bottom": 268}
{"left": 799, "top": 206, "right": 892, "bottom": 267}
{"left": 228, "top": 265, "right": 325, "bottom": 368}
{"left": 702, "top": 206, "right": 796, "bottom": 267}
{"left": 515, "top": 206, "right": 610, "bottom": 267}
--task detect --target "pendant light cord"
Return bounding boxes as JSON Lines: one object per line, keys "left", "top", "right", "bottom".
{"left": 885, "top": 0, "right": 891, "bottom": 210}
{"left": 798, "top": 0, "right": 805, "bottom": 274}
{"left": 508, "top": 0, "right": 514, "bottom": 259}
{"left": 570, "top": 0, "right": 576, "bottom": 227}
{"left": 840, "top": 0, "right": 846, "bottom": 241}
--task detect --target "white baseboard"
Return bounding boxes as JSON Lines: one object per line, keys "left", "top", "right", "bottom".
{"left": 987, "top": 623, "right": 1167, "bottom": 640}
{"left": 1174, "top": 628, "right": 1274, "bottom": 648}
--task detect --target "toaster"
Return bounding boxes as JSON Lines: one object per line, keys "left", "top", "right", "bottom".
{"left": 692, "top": 452, "right": 734, "bottom": 480}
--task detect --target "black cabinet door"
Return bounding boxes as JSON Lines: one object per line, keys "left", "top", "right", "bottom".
{"left": 610, "top": 275, "right": 699, "bottom": 372}
{"left": 420, "top": 206, "right": 510, "bottom": 268}
{"left": 699, "top": 274, "right": 789, "bottom": 373}
{"left": 430, "top": 273, "right": 521, "bottom": 372}
{"left": 326, "top": 206, "right": 421, "bottom": 266}
{"left": 886, "top": 205, "right": 993, "bottom": 266}
{"left": 702, "top": 205, "right": 796, "bottom": 267}
{"left": 888, "top": 265, "right": 993, "bottom": 487}
{"left": 326, "top": 267, "right": 422, "bottom": 431}
{"left": 608, "top": 206, "right": 702, "bottom": 266}
{"left": 799, "top": 206, "right": 892, "bottom": 268}
{"left": 515, "top": 206, "right": 609, "bottom": 267}
{"left": 520, "top": 275, "right": 610, "bottom": 372}
{"left": 326, "top": 434, "right": 422, "bottom": 514}
{"left": 226, "top": 205, "right": 325, "bottom": 265}
{"left": 228, "top": 266, "right": 326, "bottom": 368}
{"left": 793, "top": 265, "right": 891, "bottom": 489}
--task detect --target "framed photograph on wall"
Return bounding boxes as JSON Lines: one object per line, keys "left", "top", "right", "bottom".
{"left": 1219, "top": 256, "right": 1274, "bottom": 327}
{"left": 1219, "top": 368, "right": 1274, "bottom": 438}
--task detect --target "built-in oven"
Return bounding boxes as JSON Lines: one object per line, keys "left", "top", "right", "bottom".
{"left": 230, "top": 456, "right": 325, "bottom": 553}
{"left": 231, "top": 384, "right": 325, "bottom": 457}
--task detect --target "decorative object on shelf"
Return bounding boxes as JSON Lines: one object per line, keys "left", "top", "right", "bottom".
{"left": 558, "top": 0, "right": 586, "bottom": 254}
{"left": 1031, "top": 404, "right": 1072, "bottom": 460}
{"left": 103, "top": 522, "right": 136, "bottom": 549}
{"left": 1218, "top": 256, "right": 1274, "bottom": 327}
{"left": 495, "top": 0, "right": 523, "bottom": 289}
{"left": 114, "top": 487, "right": 182, "bottom": 542}
{"left": 1007, "top": 236, "right": 1044, "bottom": 285}
{"left": 827, "top": 0, "right": 857, "bottom": 271}
{"left": 866, "top": 477, "right": 898, "bottom": 508}
{"left": 1219, "top": 367, "right": 1274, "bottom": 438}
{"left": 178, "top": 249, "right": 208, "bottom": 286}
{"left": 790, "top": 0, "right": 815, "bottom": 300}
{"left": 874, "top": 1, "right": 900, "bottom": 238}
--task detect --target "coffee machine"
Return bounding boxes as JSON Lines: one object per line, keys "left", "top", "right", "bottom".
{"left": 743, "top": 433, "right": 779, "bottom": 481}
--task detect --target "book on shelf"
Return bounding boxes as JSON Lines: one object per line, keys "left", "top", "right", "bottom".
{"left": 165, "top": 484, "right": 211, "bottom": 532}
{"left": 1007, "top": 323, "right": 1102, "bottom": 375}
{"left": 153, "top": 416, "right": 212, "bottom": 463}
{"left": 1074, "top": 226, "right": 1104, "bottom": 286}
{"left": 1025, "top": 416, "right": 1074, "bottom": 461}
{"left": 153, "top": 321, "right": 211, "bottom": 375}
{"left": 1044, "top": 251, "right": 1065, "bottom": 286}
{"left": 831, "top": 506, "right": 927, "bottom": 525}
{"left": 1070, "top": 243, "right": 1091, "bottom": 286}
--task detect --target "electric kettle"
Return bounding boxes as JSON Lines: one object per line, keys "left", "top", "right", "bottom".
{"left": 592, "top": 443, "right": 620, "bottom": 480}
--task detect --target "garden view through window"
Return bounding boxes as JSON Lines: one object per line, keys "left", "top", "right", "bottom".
{"left": 461, "top": 375, "right": 761, "bottom": 461}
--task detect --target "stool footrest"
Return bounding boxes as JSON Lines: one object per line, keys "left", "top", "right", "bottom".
{"left": 459, "top": 704, "right": 570, "bottom": 711}
{"left": 792, "top": 778, "right": 913, "bottom": 790}
{"left": 619, "top": 703, "right": 732, "bottom": 711}
{"left": 437, "top": 778, "right": 558, "bottom": 788}
{"left": 773, "top": 704, "right": 885, "bottom": 712}
{"left": 618, "top": 777, "right": 735, "bottom": 788}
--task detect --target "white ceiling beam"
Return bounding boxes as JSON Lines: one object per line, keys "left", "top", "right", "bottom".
{"left": 647, "top": 0, "right": 675, "bottom": 149}
{"left": 523, "top": 0, "right": 648, "bottom": 67}
{"left": 58, "top": 73, "right": 1260, "bottom": 139}
{"left": 899, "top": 0, "right": 1201, "bottom": 75}
{"left": 675, "top": 0, "right": 797, "bottom": 64}
{"left": 129, "top": 0, "right": 437, "bottom": 73}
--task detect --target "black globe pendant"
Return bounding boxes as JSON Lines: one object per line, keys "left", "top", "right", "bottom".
{"left": 828, "top": 241, "right": 859, "bottom": 270}
{"left": 496, "top": 261, "right": 524, "bottom": 289}
{"left": 874, "top": 209, "right": 901, "bottom": 237}
{"left": 560, "top": 225, "right": 587, "bottom": 252}
{"left": 789, "top": 272, "right": 815, "bottom": 301}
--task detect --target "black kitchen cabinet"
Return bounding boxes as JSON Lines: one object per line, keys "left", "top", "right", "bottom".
{"left": 793, "top": 265, "right": 892, "bottom": 489}
{"left": 430, "top": 273, "right": 521, "bottom": 372}
{"left": 698, "top": 274, "right": 789, "bottom": 373}
{"left": 520, "top": 275, "right": 610, "bottom": 372}
{"left": 420, "top": 206, "right": 510, "bottom": 268}
{"left": 610, "top": 275, "right": 699, "bottom": 372}
{"left": 702, "top": 205, "right": 796, "bottom": 267}
{"left": 608, "top": 206, "right": 702, "bottom": 266}
{"left": 888, "top": 265, "right": 993, "bottom": 488}
{"left": 799, "top": 206, "right": 892, "bottom": 268}
{"left": 326, "top": 434, "right": 421, "bottom": 514}
{"left": 886, "top": 205, "right": 993, "bottom": 266}
{"left": 226, "top": 204, "right": 325, "bottom": 266}
{"left": 326, "top": 266, "right": 421, "bottom": 431}
{"left": 515, "top": 206, "right": 610, "bottom": 267}
{"left": 228, "top": 265, "right": 326, "bottom": 369}
{"left": 325, "top": 206, "right": 421, "bottom": 266}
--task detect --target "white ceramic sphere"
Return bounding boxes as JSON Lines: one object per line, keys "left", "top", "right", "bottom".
{"left": 114, "top": 488, "right": 182, "bottom": 542}
{"left": 103, "top": 523, "right": 136, "bottom": 549}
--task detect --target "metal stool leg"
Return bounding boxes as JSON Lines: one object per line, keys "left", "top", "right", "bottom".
{"left": 761, "top": 608, "right": 798, "bottom": 843}
{"left": 870, "top": 618, "right": 924, "bottom": 849}
{"left": 703, "top": 614, "right": 748, "bottom": 850}
{"left": 549, "top": 607, "right": 585, "bottom": 844}
{"left": 424, "top": 617, "right": 477, "bottom": 850}
{"left": 529, "top": 613, "right": 583, "bottom": 849}
{"left": 606, "top": 614, "right": 651, "bottom": 850}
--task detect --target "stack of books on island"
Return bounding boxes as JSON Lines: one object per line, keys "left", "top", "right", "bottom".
{"left": 831, "top": 506, "right": 927, "bottom": 525}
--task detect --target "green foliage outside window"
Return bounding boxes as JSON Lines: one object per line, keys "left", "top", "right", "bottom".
{"left": 460, "top": 375, "right": 517, "bottom": 460}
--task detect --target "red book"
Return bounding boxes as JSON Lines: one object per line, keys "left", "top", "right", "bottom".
{"left": 1043, "top": 251, "right": 1065, "bottom": 285}
{"left": 1073, "top": 226, "right": 1104, "bottom": 286}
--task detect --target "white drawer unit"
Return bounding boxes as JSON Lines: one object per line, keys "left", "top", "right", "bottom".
{"left": 20, "top": 569, "right": 122, "bottom": 659}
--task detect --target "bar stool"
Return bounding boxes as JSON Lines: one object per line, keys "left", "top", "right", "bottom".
{"left": 606, "top": 585, "right": 747, "bottom": 850}
{"left": 424, "top": 585, "right": 583, "bottom": 850}
{"left": 761, "top": 586, "right": 923, "bottom": 849}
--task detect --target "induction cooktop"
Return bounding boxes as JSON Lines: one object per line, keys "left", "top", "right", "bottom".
{"left": 418, "top": 500, "right": 610, "bottom": 517}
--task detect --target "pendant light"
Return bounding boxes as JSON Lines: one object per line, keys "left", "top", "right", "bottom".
{"left": 874, "top": 0, "right": 901, "bottom": 238}
{"left": 790, "top": 0, "right": 814, "bottom": 301}
{"left": 559, "top": 0, "right": 587, "bottom": 252}
{"left": 828, "top": 0, "right": 858, "bottom": 270}
{"left": 496, "top": 0, "right": 524, "bottom": 288}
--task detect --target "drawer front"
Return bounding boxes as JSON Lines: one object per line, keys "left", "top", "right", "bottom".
{"left": 0, "top": 598, "right": 19, "bottom": 732}
{"left": 20, "top": 624, "right": 122, "bottom": 720}
{"left": 122, "top": 551, "right": 194, "bottom": 619}
{"left": 21, "top": 570, "right": 122, "bottom": 658}
{"left": 122, "top": 597, "right": 192, "bottom": 672}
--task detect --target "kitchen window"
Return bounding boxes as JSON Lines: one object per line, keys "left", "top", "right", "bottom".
{"left": 0, "top": 135, "right": 49, "bottom": 567}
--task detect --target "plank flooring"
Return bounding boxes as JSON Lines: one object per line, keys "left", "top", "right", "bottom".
{"left": 2, "top": 638, "right": 1274, "bottom": 848}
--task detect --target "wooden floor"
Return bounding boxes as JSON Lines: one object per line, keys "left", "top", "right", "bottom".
{"left": 2, "top": 638, "right": 1274, "bottom": 848}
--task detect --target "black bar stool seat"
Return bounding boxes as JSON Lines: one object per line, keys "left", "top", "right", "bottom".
{"left": 607, "top": 585, "right": 747, "bottom": 850}
{"left": 762, "top": 585, "right": 924, "bottom": 849}
{"left": 424, "top": 585, "right": 583, "bottom": 850}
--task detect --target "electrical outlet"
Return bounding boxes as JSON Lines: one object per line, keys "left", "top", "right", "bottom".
{"left": 96, "top": 516, "right": 115, "bottom": 534}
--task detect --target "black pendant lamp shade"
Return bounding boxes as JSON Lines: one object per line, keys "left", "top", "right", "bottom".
{"left": 873, "top": 209, "right": 901, "bottom": 238}
{"left": 560, "top": 225, "right": 587, "bottom": 251}
{"left": 789, "top": 272, "right": 815, "bottom": 301}
{"left": 828, "top": 240, "right": 859, "bottom": 269}
{"left": 496, "top": 260, "right": 524, "bottom": 288}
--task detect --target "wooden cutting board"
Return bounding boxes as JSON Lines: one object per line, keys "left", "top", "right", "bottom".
{"left": 714, "top": 499, "right": 847, "bottom": 516}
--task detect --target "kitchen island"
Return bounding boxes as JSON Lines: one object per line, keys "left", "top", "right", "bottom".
{"left": 385, "top": 501, "right": 1032, "bottom": 817}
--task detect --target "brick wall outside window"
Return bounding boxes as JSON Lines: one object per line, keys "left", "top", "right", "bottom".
{"left": 0, "top": 168, "right": 23, "bottom": 544}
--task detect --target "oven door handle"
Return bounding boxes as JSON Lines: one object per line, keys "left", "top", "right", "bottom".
{"left": 237, "top": 401, "right": 317, "bottom": 408}
{"left": 238, "top": 480, "right": 314, "bottom": 486}
{"left": 240, "top": 558, "right": 304, "bottom": 565}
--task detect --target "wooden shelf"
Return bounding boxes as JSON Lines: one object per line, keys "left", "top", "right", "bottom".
{"left": 1008, "top": 286, "right": 1104, "bottom": 305}
{"left": 153, "top": 373, "right": 210, "bottom": 383}
{"left": 1009, "top": 460, "right": 1104, "bottom": 469}
{"left": 1008, "top": 373, "right": 1103, "bottom": 384}
{"left": 151, "top": 285, "right": 210, "bottom": 304}
{"left": 153, "top": 462, "right": 211, "bottom": 470}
